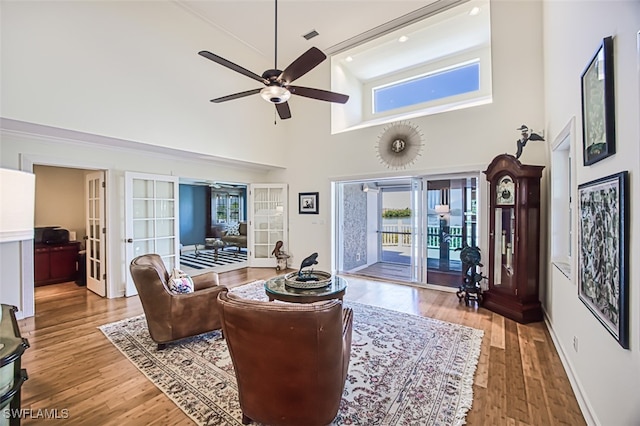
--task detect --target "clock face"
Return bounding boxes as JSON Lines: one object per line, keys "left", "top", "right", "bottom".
{"left": 496, "top": 176, "right": 515, "bottom": 205}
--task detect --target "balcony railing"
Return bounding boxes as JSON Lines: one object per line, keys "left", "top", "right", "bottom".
{"left": 380, "top": 222, "right": 464, "bottom": 250}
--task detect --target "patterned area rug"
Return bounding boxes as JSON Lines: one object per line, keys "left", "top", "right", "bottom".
{"left": 99, "top": 281, "right": 483, "bottom": 425}
{"left": 180, "top": 248, "right": 247, "bottom": 270}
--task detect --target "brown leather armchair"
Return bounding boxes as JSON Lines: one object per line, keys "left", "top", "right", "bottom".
{"left": 129, "top": 254, "right": 227, "bottom": 350}
{"left": 218, "top": 290, "right": 353, "bottom": 426}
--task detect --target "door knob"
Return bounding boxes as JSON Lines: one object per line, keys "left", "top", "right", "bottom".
{"left": 126, "top": 238, "right": 133, "bottom": 243}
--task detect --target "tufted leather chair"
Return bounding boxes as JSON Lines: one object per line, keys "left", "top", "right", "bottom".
{"left": 218, "top": 290, "right": 353, "bottom": 426}
{"left": 129, "top": 254, "right": 227, "bottom": 350}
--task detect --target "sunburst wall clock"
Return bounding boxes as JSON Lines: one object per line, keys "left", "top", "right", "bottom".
{"left": 375, "top": 121, "right": 424, "bottom": 169}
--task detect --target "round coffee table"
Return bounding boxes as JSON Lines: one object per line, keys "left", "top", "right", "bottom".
{"left": 264, "top": 275, "right": 347, "bottom": 304}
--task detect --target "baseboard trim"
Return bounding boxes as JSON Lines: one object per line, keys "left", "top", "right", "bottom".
{"left": 543, "top": 310, "right": 598, "bottom": 426}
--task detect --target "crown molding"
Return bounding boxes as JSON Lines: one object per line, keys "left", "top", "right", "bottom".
{"left": 325, "top": 0, "right": 469, "bottom": 56}
{"left": 0, "top": 118, "right": 284, "bottom": 172}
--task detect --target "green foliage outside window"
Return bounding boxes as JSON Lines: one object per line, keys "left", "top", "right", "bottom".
{"left": 382, "top": 208, "right": 412, "bottom": 218}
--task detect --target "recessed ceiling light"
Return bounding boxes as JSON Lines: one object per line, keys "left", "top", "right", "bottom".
{"left": 345, "top": 56, "right": 353, "bottom": 62}
{"left": 398, "top": 35, "right": 409, "bottom": 43}
{"left": 469, "top": 7, "right": 480, "bottom": 16}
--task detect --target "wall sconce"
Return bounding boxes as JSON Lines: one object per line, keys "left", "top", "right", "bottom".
{"left": 0, "top": 168, "right": 35, "bottom": 243}
{"left": 435, "top": 204, "right": 450, "bottom": 217}
{"left": 362, "top": 183, "right": 379, "bottom": 193}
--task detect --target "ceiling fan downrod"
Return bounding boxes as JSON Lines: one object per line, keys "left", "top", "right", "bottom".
{"left": 274, "top": 0, "right": 278, "bottom": 70}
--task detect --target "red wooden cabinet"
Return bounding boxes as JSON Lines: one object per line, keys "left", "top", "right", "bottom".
{"left": 34, "top": 242, "right": 81, "bottom": 286}
{"left": 483, "top": 154, "right": 544, "bottom": 323}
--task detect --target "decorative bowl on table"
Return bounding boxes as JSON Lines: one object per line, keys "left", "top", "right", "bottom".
{"left": 284, "top": 271, "right": 332, "bottom": 289}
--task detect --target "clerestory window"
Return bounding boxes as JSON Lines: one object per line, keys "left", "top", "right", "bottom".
{"left": 372, "top": 61, "right": 480, "bottom": 114}
{"left": 330, "top": 0, "right": 492, "bottom": 134}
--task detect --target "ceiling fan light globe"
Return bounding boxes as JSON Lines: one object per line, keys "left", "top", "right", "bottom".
{"left": 260, "top": 86, "right": 291, "bottom": 104}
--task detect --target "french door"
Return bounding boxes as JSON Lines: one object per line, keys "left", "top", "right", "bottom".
{"left": 248, "top": 184, "right": 288, "bottom": 268}
{"left": 125, "top": 172, "right": 180, "bottom": 296}
{"left": 85, "top": 171, "right": 106, "bottom": 296}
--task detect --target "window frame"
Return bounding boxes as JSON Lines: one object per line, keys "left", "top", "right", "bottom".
{"left": 360, "top": 47, "right": 492, "bottom": 125}
{"left": 550, "top": 118, "right": 576, "bottom": 279}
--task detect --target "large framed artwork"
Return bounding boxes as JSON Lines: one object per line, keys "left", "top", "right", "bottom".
{"left": 581, "top": 36, "right": 615, "bottom": 166}
{"left": 577, "top": 171, "right": 629, "bottom": 348}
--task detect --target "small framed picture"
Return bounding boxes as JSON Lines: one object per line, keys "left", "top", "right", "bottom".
{"left": 299, "top": 192, "right": 319, "bottom": 214}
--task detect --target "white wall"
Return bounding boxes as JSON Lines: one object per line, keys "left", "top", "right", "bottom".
{"left": 34, "top": 165, "right": 87, "bottom": 242}
{"left": 0, "top": 0, "right": 287, "bottom": 166}
{"left": 542, "top": 1, "right": 640, "bottom": 424}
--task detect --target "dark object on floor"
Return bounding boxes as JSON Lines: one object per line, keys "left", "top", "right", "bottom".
{"left": 455, "top": 243, "right": 486, "bottom": 306}
{"left": 217, "top": 290, "right": 353, "bottom": 426}
{"left": 129, "top": 254, "right": 228, "bottom": 350}
{"left": 76, "top": 250, "right": 87, "bottom": 286}
{"left": 0, "top": 304, "right": 29, "bottom": 426}
{"left": 35, "top": 241, "right": 81, "bottom": 286}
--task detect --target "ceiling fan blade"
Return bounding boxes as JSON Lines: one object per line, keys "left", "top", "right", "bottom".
{"left": 199, "top": 51, "right": 267, "bottom": 84}
{"left": 276, "top": 102, "right": 292, "bottom": 120}
{"left": 278, "top": 47, "right": 326, "bottom": 84}
{"left": 211, "top": 88, "right": 261, "bottom": 103}
{"left": 289, "top": 86, "right": 349, "bottom": 104}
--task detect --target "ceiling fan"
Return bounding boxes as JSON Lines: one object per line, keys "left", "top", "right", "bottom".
{"left": 198, "top": 0, "right": 349, "bottom": 120}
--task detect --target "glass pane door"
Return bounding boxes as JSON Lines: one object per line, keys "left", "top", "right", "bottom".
{"left": 410, "top": 177, "right": 424, "bottom": 282}
{"left": 249, "top": 184, "right": 288, "bottom": 267}
{"left": 85, "top": 171, "right": 106, "bottom": 296}
{"left": 425, "top": 176, "right": 478, "bottom": 288}
{"left": 125, "top": 172, "right": 180, "bottom": 296}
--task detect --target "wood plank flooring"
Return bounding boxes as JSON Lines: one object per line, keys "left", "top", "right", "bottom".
{"left": 17, "top": 268, "right": 585, "bottom": 425}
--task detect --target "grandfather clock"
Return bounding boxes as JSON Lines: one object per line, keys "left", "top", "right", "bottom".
{"left": 483, "top": 154, "right": 544, "bottom": 323}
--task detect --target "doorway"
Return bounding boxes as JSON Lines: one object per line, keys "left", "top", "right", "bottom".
{"left": 177, "top": 179, "right": 250, "bottom": 274}
{"left": 335, "top": 173, "right": 480, "bottom": 289}
{"left": 33, "top": 165, "right": 107, "bottom": 296}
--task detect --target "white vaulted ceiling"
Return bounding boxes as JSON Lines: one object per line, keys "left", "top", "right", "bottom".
{"left": 176, "top": 0, "right": 444, "bottom": 70}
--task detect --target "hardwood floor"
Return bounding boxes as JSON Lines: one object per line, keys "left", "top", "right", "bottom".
{"left": 17, "top": 268, "right": 585, "bottom": 425}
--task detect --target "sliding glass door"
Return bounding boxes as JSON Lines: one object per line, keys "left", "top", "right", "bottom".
{"left": 335, "top": 173, "right": 480, "bottom": 289}
{"left": 425, "top": 176, "right": 479, "bottom": 287}
{"left": 379, "top": 185, "right": 412, "bottom": 279}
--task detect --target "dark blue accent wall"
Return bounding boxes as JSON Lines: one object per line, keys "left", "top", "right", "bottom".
{"left": 179, "top": 184, "right": 207, "bottom": 245}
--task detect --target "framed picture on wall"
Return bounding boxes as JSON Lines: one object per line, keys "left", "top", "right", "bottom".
{"left": 581, "top": 36, "right": 615, "bottom": 166}
{"left": 577, "top": 171, "right": 629, "bottom": 348}
{"left": 299, "top": 192, "right": 318, "bottom": 214}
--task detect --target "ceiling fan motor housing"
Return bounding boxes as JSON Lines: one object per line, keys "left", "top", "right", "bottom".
{"left": 260, "top": 69, "right": 291, "bottom": 103}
